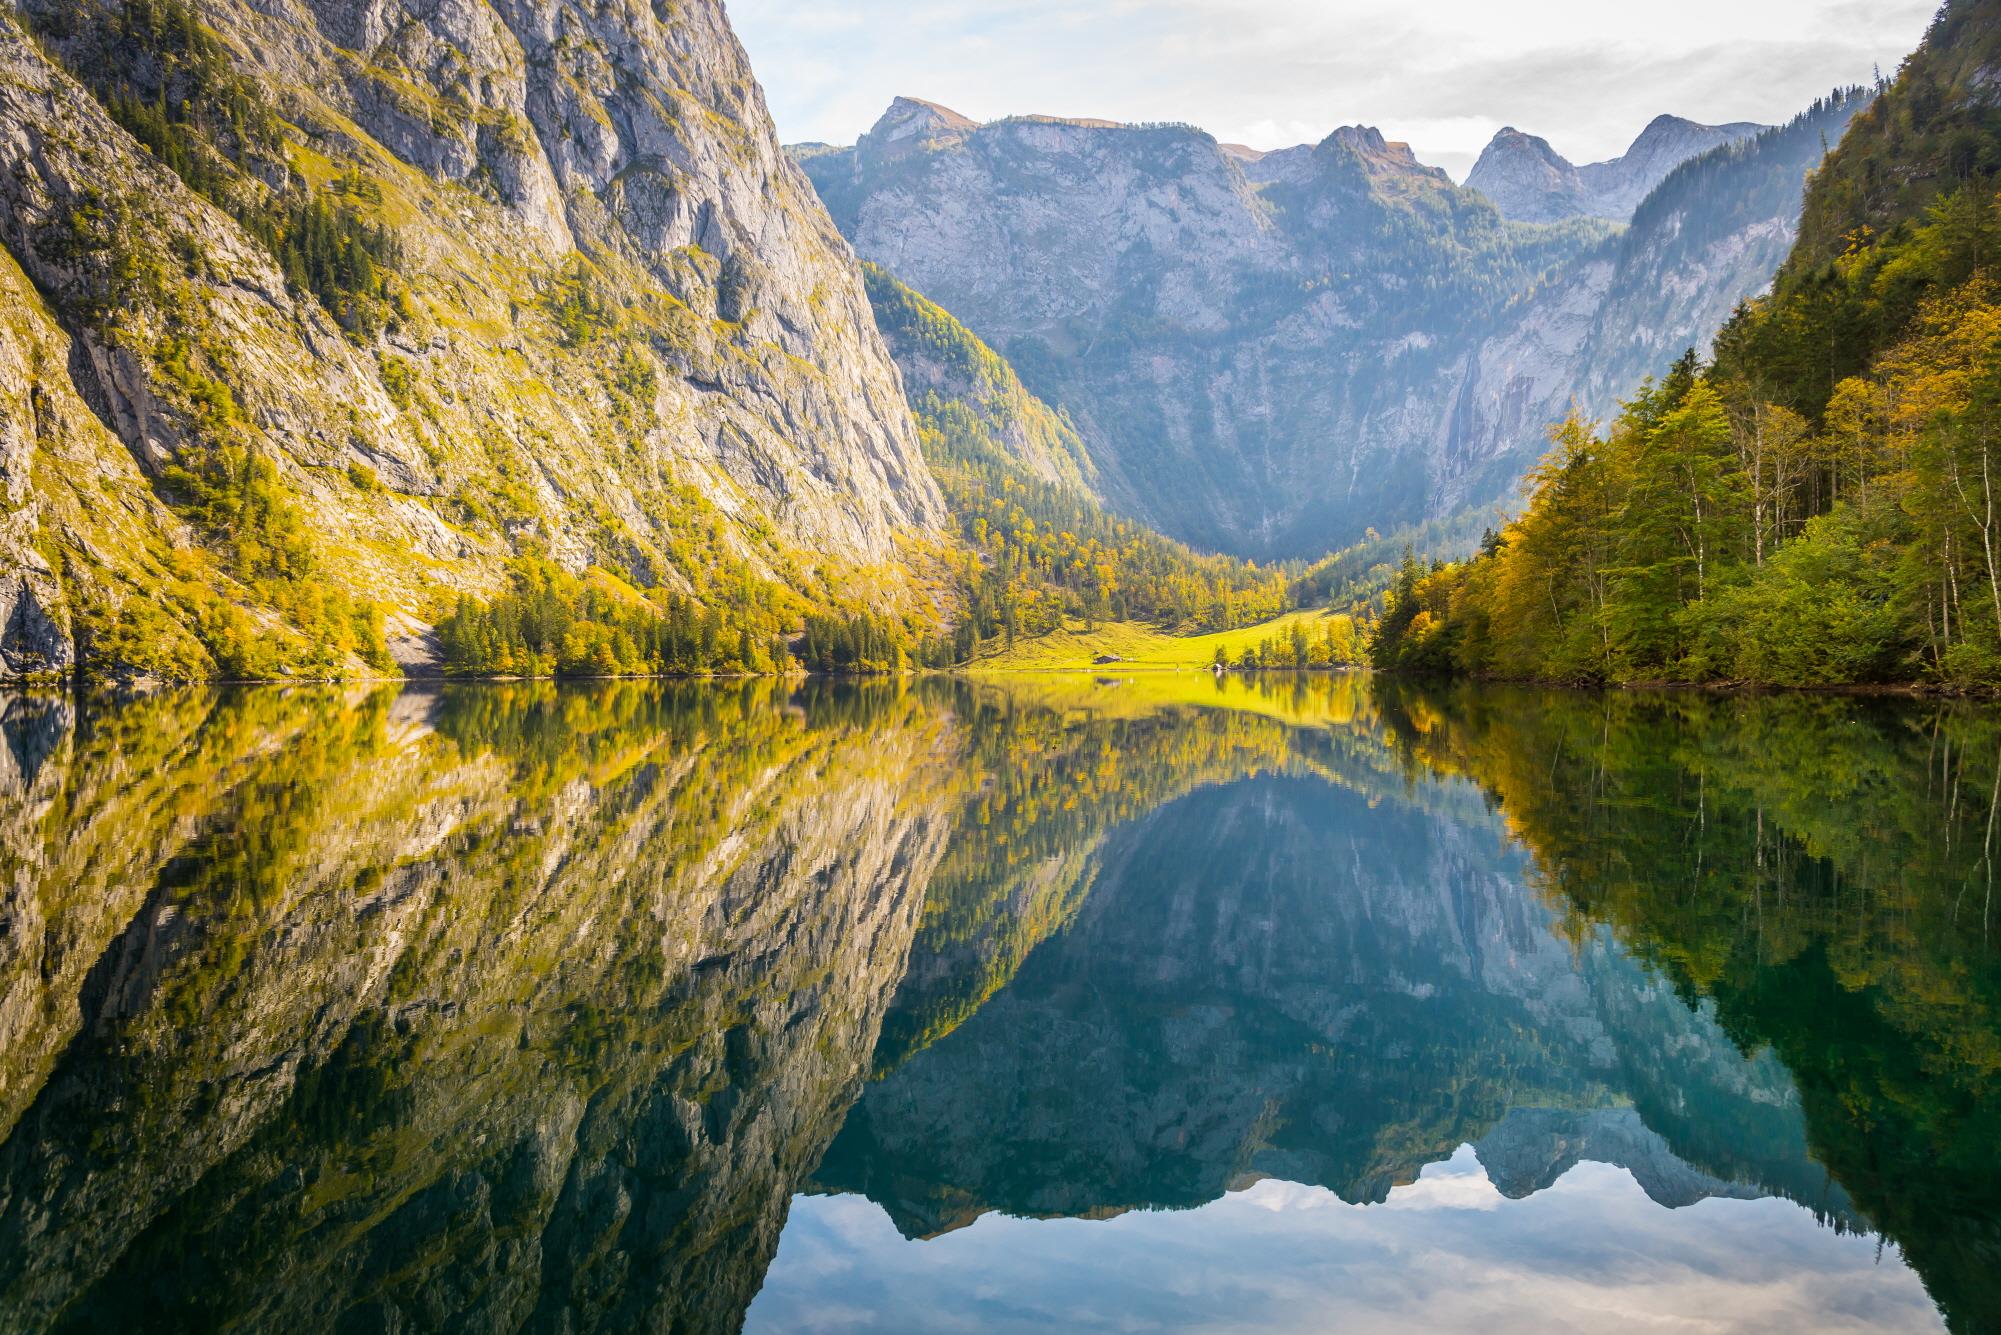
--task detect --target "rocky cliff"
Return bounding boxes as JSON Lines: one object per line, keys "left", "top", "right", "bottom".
{"left": 799, "top": 95, "right": 1860, "bottom": 558}
{"left": 1439, "top": 90, "right": 1871, "bottom": 512}
{"left": 0, "top": 0, "right": 944, "bottom": 681}
{"left": 804, "top": 104, "right": 1609, "bottom": 556}
{"left": 1467, "top": 115, "right": 1766, "bottom": 223}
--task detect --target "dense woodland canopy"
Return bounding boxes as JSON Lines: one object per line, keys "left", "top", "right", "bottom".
{"left": 434, "top": 559, "right": 945, "bottom": 677}
{"left": 1372, "top": 0, "right": 2001, "bottom": 690}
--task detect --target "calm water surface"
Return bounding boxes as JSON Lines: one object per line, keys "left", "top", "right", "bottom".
{"left": 0, "top": 675, "right": 1989, "bottom": 1331}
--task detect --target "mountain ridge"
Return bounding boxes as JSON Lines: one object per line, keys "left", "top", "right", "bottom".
{"left": 1467, "top": 114, "right": 1769, "bottom": 222}
{"left": 0, "top": 0, "right": 946, "bottom": 681}
{"left": 798, "top": 91, "right": 1862, "bottom": 559}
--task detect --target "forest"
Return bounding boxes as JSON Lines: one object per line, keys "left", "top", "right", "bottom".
{"left": 1371, "top": 1, "right": 2001, "bottom": 689}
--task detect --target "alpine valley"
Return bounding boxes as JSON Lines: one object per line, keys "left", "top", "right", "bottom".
{"left": 799, "top": 92, "right": 1868, "bottom": 558}
{"left": 0, "top": 0, "right": 1897, "bottom": 682}
{"left": 2, "top": 6, "right": 2001, "bottom": 1332}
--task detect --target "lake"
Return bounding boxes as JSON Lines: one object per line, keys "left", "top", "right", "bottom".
{"left": 0, "top": 675, "right": 1988, "bottom": 1332}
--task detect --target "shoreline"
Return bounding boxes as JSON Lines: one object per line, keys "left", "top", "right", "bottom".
{"left": 7, "top": 660, "right": 1997, "bottom": 702}
{"left": 1393, "top": 671, "right": 2001, "bottom": 701}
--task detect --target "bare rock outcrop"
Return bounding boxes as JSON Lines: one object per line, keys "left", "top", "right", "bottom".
{"left": 1467, "top": 115, "right": 1767, "bottom": 224}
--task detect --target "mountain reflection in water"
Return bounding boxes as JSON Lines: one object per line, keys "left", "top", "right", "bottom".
{"left": 0, "top": 675, "right": 1988, "bottom": 1332}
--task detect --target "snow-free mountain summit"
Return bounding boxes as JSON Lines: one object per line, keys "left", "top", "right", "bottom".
{"left": 1466, "top": 115, "right": 1767, "bottom": 223}
{"left": 798, "top": 94, "right": 1864, "bottom": 558}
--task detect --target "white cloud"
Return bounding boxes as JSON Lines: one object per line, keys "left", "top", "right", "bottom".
{"left": 1381, "top": 1154, "right": 1507, "bottom": 1211}
{"left": 729, "top": 0, "right": 1935, "bottom": 176}
{"left": 746, "top": 1149, "right": 1943, "bottom": 1333}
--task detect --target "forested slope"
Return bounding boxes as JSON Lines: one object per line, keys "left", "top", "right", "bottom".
{"left": 1372, "top": 0, "right": 2001, "bottom": 690}
{"left": 862, "top": 267, "right": 1291, "bottom": 655}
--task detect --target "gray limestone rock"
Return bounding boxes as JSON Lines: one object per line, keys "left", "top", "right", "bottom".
{"left": 800, "top": 96, "right": 1863, "bottom": 556}
{"left": 1468, "top": 115, "right": 1769, "bottom": 224}
{"left": 0, "top": 0, "right": 945, "bottom": 679}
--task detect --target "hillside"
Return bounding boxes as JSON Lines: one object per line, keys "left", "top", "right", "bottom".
{"left": 1785, "top": 0, "right": 2001, "bottom": 276}
{"left": 0, "top": 0, "right": 944, "bottom": 683}
{"left": 1371, "top": 0, "right": 2001, "bottom": 691}
{"left": 861, "top": 266, "right": 1291, "bottom": 653}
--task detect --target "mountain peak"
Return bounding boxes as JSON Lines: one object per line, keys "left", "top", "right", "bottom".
{"left": 1622, "top": 113, "right": 1761, "bottom": 160}
{"left": 1465, "top": 130, "right": 1585, "bottom": 222}
{"left": 1324, "top": 124, "right": 1389, "bottom": 154}
{"left": 1629, "top": 112, "right": 1763, "bottom": 143}
{"left": 1639, "top": 112, "right": 1701, "bottom": 135}
{"left": 1316, "top": 125, "right": 1437, "bottom": 182}
{"left": 1492, "top": 126, "right": 1570, "bottom": 160}
{"left": 1469, "top": 114, "right": 1769, "bottom": 222}
{"left": 866, "top": 96, "right": 979, "bottom": 149}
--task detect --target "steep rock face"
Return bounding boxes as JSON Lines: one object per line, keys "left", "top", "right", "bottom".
{"left": 1441, "top": 91, "right": 1870, "bottom": 508}
{"left": 1464, "top": 128, "right": 1591, "bottom": 222}
{"left": 0, "top": 0, "right": 943, "bottom": 679}
{"left": 1601, "top": 115, "right": 1768, "bottom": 213}
{"left": 804, "top": 103, "right": 1607, "bottom": 555}
{"left": 0, "top": 274, "right": 78, "bottom": 679}
{"left": 801, "top": 97, "right": 1848, "bottom": 557}
{"left": 1468, "top": 115, "right": 1767, "bottom": 223}
{"left": 816, "top": 107, "right": 1280, "bottom": 355}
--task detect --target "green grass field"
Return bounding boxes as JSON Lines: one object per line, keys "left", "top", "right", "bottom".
{"left": 967, "top": 610, "right": 1359, "bottom": 673}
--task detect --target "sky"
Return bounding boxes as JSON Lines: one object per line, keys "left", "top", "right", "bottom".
{"left": 730, "top": 0, "right": 1939, "bottom": 180}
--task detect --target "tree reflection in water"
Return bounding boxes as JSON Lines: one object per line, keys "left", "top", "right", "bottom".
{"left": 0, "top": 676, "right": 1986, "bottom": 1331}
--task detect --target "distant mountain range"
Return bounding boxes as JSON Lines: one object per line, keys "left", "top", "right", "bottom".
{"left": 1466, "top": 115, "right": 1768, "bottom": 222}
{"left": 797, "top": 92, "right": 1869, "bottom": 558}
